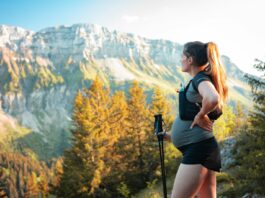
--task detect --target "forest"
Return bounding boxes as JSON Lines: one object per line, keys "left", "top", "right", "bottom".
{"left": 0, "top": 59, "right": 264, "bottom": 198}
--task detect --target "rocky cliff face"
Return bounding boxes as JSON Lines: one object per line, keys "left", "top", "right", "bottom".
{"left": 0, "top": 23, "right": 251, "bottom": 160}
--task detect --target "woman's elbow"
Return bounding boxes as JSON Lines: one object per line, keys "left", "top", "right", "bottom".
{"left": 209, "top": 94, "right": 220, "bottom": 106}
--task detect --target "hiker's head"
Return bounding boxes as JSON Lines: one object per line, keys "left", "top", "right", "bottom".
{"left": 181, "top": 41, "right": 229, "bottom": 107}
{"left": 181, "top": 41, "right": 208, "bottom": 72}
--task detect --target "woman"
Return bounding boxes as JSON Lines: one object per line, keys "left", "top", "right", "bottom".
{"left": 164, "top": 41, "right": 228, "bottom": 198}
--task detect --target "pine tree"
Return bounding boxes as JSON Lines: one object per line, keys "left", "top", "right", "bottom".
{"left": 0, "top": 168, "right": 8, "bottom": 198}
{"left": 127, "top": 81, "right": 150, "bottom": 170}
{"left": 49, "top": 157, "right": 64, "bottom": 196}
{"left": 234, "top": 100, "right": 247, "bottom": 133}
{"left": 25, "top": 172, "right": 39, "bottom": 198}
{"left": 116, "top": 80, "right": 151, "bottom": 193}
{"left": 148, "top": 86, "right": 176, "bottom": 176}
{"left": 105, "top": 91, "right": 129, "bottom": 171}
{"left": 57, "top": 88, "right": 89, "bottom": 197}
{"left": 101, "top": 91, "right": 130, "bottom": 196}
{"left": 84, "top": 75, "right": 112, "bottom": 195}
{"left": 38, "top": 172, "right": 49, "bottom": 198}
{"left": 0, "top": 152, "right": 52, "bottom": 198}
{"left": 150, "top": 87, "right": 174, "bottom": 126}
{"left": 232, "top": 58, "right": 265, "bottom": 195}
{"left": 57, "top": 75, "right": 115, "bottom": 197}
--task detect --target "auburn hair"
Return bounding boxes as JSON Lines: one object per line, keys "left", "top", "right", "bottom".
{"left": 183, "top": 41, "right": 229, "bottom": 108}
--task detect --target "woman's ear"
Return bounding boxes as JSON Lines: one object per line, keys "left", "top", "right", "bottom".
{"left": 188, "top": 56, "right": 193, "bottom": 65}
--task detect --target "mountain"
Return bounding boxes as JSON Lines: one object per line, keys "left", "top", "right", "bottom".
{"left": 0, "top": 23, "right": 252, "bottom": 160}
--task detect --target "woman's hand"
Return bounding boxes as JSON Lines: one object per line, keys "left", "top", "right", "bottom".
{"left": 190, "top": 113, "right": 213, "bottom": 131}
{"left": 163, "top": 132, "right": 171, "bottom": 141}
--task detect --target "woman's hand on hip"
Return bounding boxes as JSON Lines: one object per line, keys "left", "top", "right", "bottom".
{"left": 189, "top": 113, "right": 213, "bottom": 131}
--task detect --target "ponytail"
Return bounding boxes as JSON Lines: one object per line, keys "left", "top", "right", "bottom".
{"left": 206, "top": 42, "right": 229, "bottom": 108}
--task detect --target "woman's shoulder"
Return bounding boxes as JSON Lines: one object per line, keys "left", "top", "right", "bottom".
{"left": 192, "top": 71, "right": 213, "bottom": 92}
{"left": 186, "top": 80, "right": 202, "bottom": 102}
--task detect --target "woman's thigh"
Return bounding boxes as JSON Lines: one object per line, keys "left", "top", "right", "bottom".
{"left": 170, "top": 163, "right": 208, "bottom": 198}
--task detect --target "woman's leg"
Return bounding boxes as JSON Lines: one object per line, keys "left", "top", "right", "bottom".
{"left": 170, "top": 163, "right": 208, "bottom": 198}
{"left": 197, "top": 169, "right": 216, "bottom": 198}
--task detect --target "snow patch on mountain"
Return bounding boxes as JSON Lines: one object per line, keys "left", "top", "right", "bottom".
{"left": 0, "top": 25, "right": 34, "bottom": 50}
{"left": 100, "top": 58, "right": 136, "bottom": 81}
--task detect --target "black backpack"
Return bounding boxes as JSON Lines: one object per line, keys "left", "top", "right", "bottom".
{"left": 178, "top": 71, "right": 223, "bottom": 121}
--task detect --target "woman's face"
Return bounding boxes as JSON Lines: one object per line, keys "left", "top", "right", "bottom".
{"left": 181, "top": 52, "right": 193, "bottom": 72}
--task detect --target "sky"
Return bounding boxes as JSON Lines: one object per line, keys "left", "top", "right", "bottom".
{"left": 0, "top": 0, "right": 264, "bottom": 76}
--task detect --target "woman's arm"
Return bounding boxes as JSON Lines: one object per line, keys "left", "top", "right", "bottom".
{"left": 197, "top": 81, "right": 220, "bottom": 117}
{"left": 190, "top": 80, "right": 220, "bottom": 130}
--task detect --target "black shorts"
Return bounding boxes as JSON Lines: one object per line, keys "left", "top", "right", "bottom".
{"left": 177, "top": 136, "right": 222, "bottom": 172}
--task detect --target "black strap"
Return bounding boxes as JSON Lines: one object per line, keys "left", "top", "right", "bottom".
{"left": 191, "top": 71, "right": 212, "bottom": 93}
{"left": 185, "top": 80, "right": 192, "bottom": 91}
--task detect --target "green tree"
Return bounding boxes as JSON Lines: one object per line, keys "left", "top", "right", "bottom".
{"left": 49, "top": 157, "right": 64, "bottom": 196}
{"left": 148, "top": 86, "right": 178, "bottom": 176}
{"left": 120, "top": 80, "right": 152, "bottom": 194}
{"left": 234, "top": 100, "right": 247, "bottom": 133}
{"left": 57, "top": 75, "right": 115, "bottom": 197}
{"left": 57, "top": 88, "right": 88, "bottom": 197}
{"left": 231, "top": 58, "right": 265, "bottom": 195}
{"left": 128, "top": 81, "right": 150, "bottom": 168}
{"left": 213, "top": 104, "right": 236, "bottom": 141}
{"left": 38, "top": 172, "right": 49, "bottom": 198}
{"left": 83, "top": 75, "right": 113, "bottom": 195}
{"left": 25, "top": 172, "right": 39, "bottom": 198}
{"left": 150, "top": 87, "right": 174, "bottom": 125}
{"left": 102, "top": 91, "right": 131, "bottom": 196}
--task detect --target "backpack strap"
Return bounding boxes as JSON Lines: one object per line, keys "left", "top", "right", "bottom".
{"left": 191, "top": 71, "right": 213, "bottom": 93}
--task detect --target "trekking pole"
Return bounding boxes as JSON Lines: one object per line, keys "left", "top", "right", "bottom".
{"left": 154, "top": 114, "right": 167, "bottom": 198}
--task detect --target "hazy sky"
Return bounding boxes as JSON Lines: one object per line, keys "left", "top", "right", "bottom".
{"left": 1, "top": 0, "right": 264, "bottom": 76}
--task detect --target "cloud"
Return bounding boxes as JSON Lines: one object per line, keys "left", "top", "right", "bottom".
{"left": 121, "top": 15, "right": 140, "bottom": 23}
{"left": 121, "top": 15, "right": 150, "bottom": 23}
